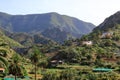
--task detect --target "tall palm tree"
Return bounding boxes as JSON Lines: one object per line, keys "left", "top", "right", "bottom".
{"left": 9, "top": 53, "right": 22, "bottom": 80}
{"left": 30, "top": 46, "right": 41, "bottom": 80}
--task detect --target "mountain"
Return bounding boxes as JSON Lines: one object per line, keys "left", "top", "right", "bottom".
{"left": 94, "top": 11, "right": 120, "bottom": 31}
{"left": 0, "top": 12, "right": 95, "bottom": 43}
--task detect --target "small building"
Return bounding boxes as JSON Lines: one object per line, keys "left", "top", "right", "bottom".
{"left": 101, "top": 32, "right": 113, "bottom": 39}
{"left": 0, "top": 68, "right": 5, "bottom": 73}
{"left": 82, "top": 41, "right": 93, "bottom": 46}
{"left": 58, "top": 60, "right": 64, "bottom": 64}
{"left": 50, "top": 60, "right": 58, "bottom": 67}
{"left": 50, "top": 60, "right": 64, "bottom": 67}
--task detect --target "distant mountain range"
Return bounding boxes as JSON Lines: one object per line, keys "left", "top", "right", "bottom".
{"left": 0, "top": 12, "right": 95, "bottom": 43}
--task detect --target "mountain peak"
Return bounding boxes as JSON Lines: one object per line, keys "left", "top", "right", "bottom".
{"left": 48, "top": 12, "right": 60, "bottom": 15}
{"left": 113, "top": 11, "right": 120, "bottom": 15}
{"left": 95, "top": 11, "right": 120, "bottom": 30}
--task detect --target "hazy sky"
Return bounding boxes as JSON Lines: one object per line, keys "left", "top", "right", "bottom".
{"left": 0, "top": 0, "right": 120, "bottom": 25}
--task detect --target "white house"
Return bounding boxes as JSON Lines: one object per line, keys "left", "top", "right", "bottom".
{"left": 101, "top": 32, "right": 113, "bottom": 38}
{"left": 82, "top": 41, "right": 93, "bottom": 46}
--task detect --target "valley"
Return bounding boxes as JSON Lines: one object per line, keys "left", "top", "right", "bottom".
{"left": 1, "top": 11, "right": 120, "bottom": 80}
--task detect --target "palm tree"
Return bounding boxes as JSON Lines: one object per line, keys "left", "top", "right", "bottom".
{"left": 9, "top": 53, "right": 22, "bottom": 80}
{"left": 30, "top": 46, "right": 41, "bottom": 80}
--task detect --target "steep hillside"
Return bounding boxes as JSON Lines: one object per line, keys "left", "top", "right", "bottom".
{"left": 0, "top": 28, "right": 23, "bottom": 48}
{"left": 8, "top": 32, "right": 56, "bottom": 47}
{"left": 48, "top": 11, "right": 120, "bottom": 66}
{"left": 0, "top": 12, "right": 95, "bottom": 43}
{"left": 94, "top": 11, "right": 120, "bottom": 31}
{"left": 0, "top": 27, "right": 56, "bottom": 47}
{"left": 0, "top": 28, "right": 23, "bottom": 65}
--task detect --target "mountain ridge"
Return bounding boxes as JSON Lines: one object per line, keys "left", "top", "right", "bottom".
{"left": 0, "top": 12, "right": 96, "bottom": 43}
{"left": 94, "top": 11, "right": 120, "bottom": 31}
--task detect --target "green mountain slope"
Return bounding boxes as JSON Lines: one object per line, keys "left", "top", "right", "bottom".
{"left": 94, "top": 11, "right": 120, "bottom": 31}
{"left": 0, "top": 28, "right": 23, "bottom": 69}
{"left": 8, "top": 32, "right": 56, "bottom": 47}
{"left": 0, "top": 28, "right": 23, "bottom": 48}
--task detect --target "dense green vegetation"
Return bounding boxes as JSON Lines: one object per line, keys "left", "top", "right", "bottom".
{"left": 0, "top": 29, "right": 23, "bottom": 48}
{"left": 35, "top": 12, "right": 120, "bottom": 79}
{"left": 1, "top": 11, "right": 120, "bottom": 80}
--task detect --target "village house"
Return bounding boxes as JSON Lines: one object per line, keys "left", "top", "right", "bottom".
{"left": 58, "top": 60, "right": 64, "bottom": 64}
{"left": 0, "top": 68, "right": 5, "bottom": 73}
{"left": 50, "top": 60, "right": 64, "bottom": 67}
{"left": 50, "top": 60, "right": 58, "bottom": 67}
{"left": 82, "top": 41, "right": 93, "bottom": 46}
{"left": 101, "top": 32, "right": 113, "bottom": 39}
